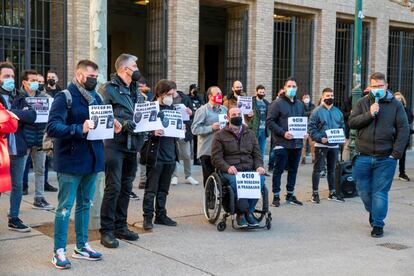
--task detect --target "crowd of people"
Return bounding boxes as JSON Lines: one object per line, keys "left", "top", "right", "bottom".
{"left": 0, "top": 54, "right": 412, "bottom": 269}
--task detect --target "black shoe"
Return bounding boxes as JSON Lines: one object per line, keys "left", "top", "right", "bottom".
{"left": 369, "top": 213, "right": 373, "bottom": 227}
{"left": 286, "top": 194, "right": 303, "bottom": 206}
{"left": 193, "top": 159, "right": 201, "bottom": 166}
{"left": 129, "top": 191, "right": 140, "bottom": 200}
{"left": 272, "top": 195, "right": 280, "bottom": 207}
{"left": 245, "top": 213, "right": 259, "bottom": 227}
{"left": 311, "top": 192, "right": 320, "bottom": 204}
{"left": 143, "top": 217, "right": 153, "bottom": 230}
{"left": 22, "top": 188, "right": 28, "bottom": 195}
{"left": 32, "top": 198, "right": 55, "bottom": 210}
{"left": 328, "top": 192, "right": 345, "bottom": 203}
{"left": 371, "top": 226, "right": 384, "bottom": 238}
{"left": 100, "top": 232, "right": 119, "bottom": 248}
{"left": 399, "top": 174, "right": 410, "bottom": 182}
{"left": 114, "top": 228, "right": 139, "bottom": 241}
{"left": 8, "top": 217, "right": 31, "bottom": 232}
{"left": 44, "top": 182, "right": 58, "bottom": 192}
{"left": 154, "top": 215, "right": 177, "bottom": 226}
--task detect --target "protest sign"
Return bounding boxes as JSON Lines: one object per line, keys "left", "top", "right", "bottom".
{"left": 133, "top": 101, "right": 162, "bottom": 133}
{"left": 326, "top": 128, "right": 345, "bottom": 144}
{"left": 288, "top": 117, "right": 308, "bottom": 139}
{"left": 237, "top": 96, "right": 253, "bottom": 115}
{"left": 218, "top": 114, "right": 228, "bottom": 129}
{"left": 236, "top": 172, "right": 261, "bottom": 199}
{"left": 87, "top": 105, "right": 114, "bottom": 140}
{"left": 26, "top": 97, "right": 52, "bottom": 123}
{"left": 174, "top": 103, "right": 190, "bottom": 121}
{"left": 160, "top": 109, "right": 185, "bottom": 139}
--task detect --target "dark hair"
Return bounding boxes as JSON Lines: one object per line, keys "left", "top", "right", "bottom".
{"left": 155, "top": 79, "right": 173, "bottom": 98}
{"left": 22, "top": 70, "right": 38, "bottom": 81}
{"left": 256, "top": 84, "right": 265, "bottom": 91}
{"left": 169, "top": 80, "right": 177, "bottom": 90}
{"left": 0, "top": 62, "right": 15, "bottom": 74}
{"left": 76, "top": 59, "right": 98, "bottom": 71}
{"left": 189, "top": 84, "right": 198, "bottom": 92}
{"left": 138, "top": 78, "right": 147, "bottom": 85}
{"left": 370, "top": 72, "right": 386, "bottom": 82}
{"left": 47, "top": 69, "right": 58, "bottom": 75}
{"left": 284, "top": 76, "right": 297, "bottom": 86}
{"left": 322, "top": 87, "right": 333, "bottom": 93}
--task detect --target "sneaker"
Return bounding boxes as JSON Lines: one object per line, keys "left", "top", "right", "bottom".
{"left": 52, "top": 248, "right": 71, "bottom": 269}
{"left": 45, "top": 182, "right": 58, "bottom": 192}
{"left": 185, "top": 176, "right": 199, "bottom": 185}
{"left": 170, "top": 176, "right": 178, "bottom": 186}
{"left": 311, "top": 192, "right": 320, "bottom": 204}
{"left": 8, "top": 217, "right": 31, "bottom": 232}
{"left": 245, "top": 213, "right": 259, "bottom": 227}
{"left": 72, "top": 243, "right": 102, "bottom": 261}
{"left": 286, "top": 194, "right": 303, "bottom": 206}
{"left": 143, "top": 216, "right": 153, "bottom": 230}
{"left": 328, "top": 192, "right": 345, "bottom": 203}
{"left": 371, "top": 226, "right": 384, "bottom": 238}
{"left": 154, "top": 215, "right": 177, "bottom": 226}
{"left": 22, "top": 188, "right": 28, "bottom": 195}
{"left": 320, "top": 171, "right": 326, "bottom": 178}
{"left": 114, "top": 228, "right": 139, "bottom": 241}
{"left": 272, "top": 195, "right": 280, "bottom": 207}
{"left": 236, "top": 214, "right": 248, "bottom": 228}
{"left": 129, "top": 191, "right": 140, "bottom": 200}
{"left": 399, "top": 174, "right": 410, "bottom": 182}
{"left": 32, "top": 198, "right": 55, "bottom": 210}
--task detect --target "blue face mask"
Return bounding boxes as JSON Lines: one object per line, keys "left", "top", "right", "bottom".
{"left": 1, "top": 78, "right": 15, "bottom": 92}
{"left": 29, "top": 81, "right": 39, "bottom": 91}
{"left": 286, "top": 87, "right": 297, "bottom": 97}
{"left": 371, "top": 88, "right": 385, "bottom": 98}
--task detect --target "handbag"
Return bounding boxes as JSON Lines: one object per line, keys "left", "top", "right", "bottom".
{"left": 139, "top": 136, "right": 160, "bottom": 167}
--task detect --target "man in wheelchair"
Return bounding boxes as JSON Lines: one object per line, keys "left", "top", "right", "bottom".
{"left": 211, "top": 107, "right": 266, "bottom": 227}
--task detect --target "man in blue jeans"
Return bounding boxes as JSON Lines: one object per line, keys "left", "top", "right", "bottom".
{"left": 47, "top": 60, "right": 122, "bottom": 269}
{"left": 211, "top": 107, "right": 266, "bottom": 227}
{"left": 349, "top": 72, "right": 409, "bottom": 238}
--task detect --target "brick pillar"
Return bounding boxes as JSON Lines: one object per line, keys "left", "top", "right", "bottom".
{"left": 90, "top": 0, "right": 108, "bottom": 84}
{"left": 372, "top": 17, "right": 390, "bottom": 76}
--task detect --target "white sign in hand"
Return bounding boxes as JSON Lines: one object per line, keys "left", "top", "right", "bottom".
{"left": 218, "top": 114, "right": 228, "bottom": 129}
{"left": 87, "top": 105, "right": 114, "bottom": 140}
{"left": 133, "top": 101, "right": 163, "bottom": 133}
{"left": 237, "top": 96, "right": 253, "bottom": 115}
{"left": 174, "top": 103, "right": 190, "bottom": 121}
{"left": 26, "top": 97, "right": 53, "bottom": 123}
{"left": 325, "top": 128, "right": 345, "bottom": 144}
{"left": 288, "top": 117, "right": 308, "bottom": 139}
{"left": 236, "top": 172, "right": 261, "bottom": 199}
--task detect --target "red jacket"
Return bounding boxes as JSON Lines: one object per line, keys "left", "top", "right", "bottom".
{"left": 0, "top": 103, "right": 18, "bottom": 192}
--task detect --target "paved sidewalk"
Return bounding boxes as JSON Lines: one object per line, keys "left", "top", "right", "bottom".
{"left": 1, "top": 152, "right": 413, "bottom": 275}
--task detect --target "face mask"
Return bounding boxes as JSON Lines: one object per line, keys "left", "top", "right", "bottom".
{"left": 29, "top": 81, "right": 39, "bottom": 91}
{"left": 38, "top": 84, "right": 45, "bottom": 91}
{"left": 230, "top": 116, "right": 243, "bottom": 127}
{"left": 162, "top": 95, "right": 173, "bottom": 106}
{"left": 1, "top": 78, "right": 15, "bottom": 92}
{"left": 84, "top": 77, "right": 98, "bottom": 91}
{"left": 323, "top": 98, "right": 334, "bottom": 106}
{"left": 211, "top": 94, "right": 222, "bottom": 104}
{"left": 131, "top": 70, "right": 141, "bottom": 82}
{"left": 303, "top": 98, "right": 310, "bottom": 104}
{"left": 234, "top": 89, "right": 242, "bottom": 96}
{"left": 47, "top": 79, "right": 56, "bottom": 86}
{"left": 285, "top": 87, "right": 297, "bottom": 97}
{"left": 371, "top": 88, "right": 385, "bottom": 98}
{"left": 257, "top": 94, "right": 265, "bottom": 100}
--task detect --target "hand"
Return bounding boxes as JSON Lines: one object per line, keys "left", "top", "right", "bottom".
{"left": 256, "top": 167, "right": 265, "bottom": 175}
{"left": 154, "top": 129, "right": 164, "bottom": 136}
{"left": 83, "top": 119, "right": 94, "bottom": 133}
{"left": 114, "top": 119, "right": 122, "bottom": 134}
{"left": 247, "top": 111, "right": 254, "bottom": 118}
{"left": 227, "top": 166, "right": 238, "bottom": 175}
{"left": 186, "top": 108, "right": 192, "bottom": 116}
{"left": 212, "top": 122, "right": 221, "bottom": 130}
{"left": 23, "top": 107, "right": 29, "bottom": 111}
{"left": 321, "top": 137, "right": 328, "bottom": 144}
{"left": 303, "top": 133, "right": 309, "bottom": 139}
{"left": 284, "top": 132, "right": 293, "bottom": 140}
{"left": 370, "top": 103, "right": 379, "bottom": 117}
{"left": 122, "top": 120, "right": 136, "bottom": 133}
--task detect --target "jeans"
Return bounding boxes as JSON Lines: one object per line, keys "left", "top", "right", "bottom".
{"left": 54, "top": 173, "right": 97, "bottom": 251}
{"left": 9, "top": 155, "right": 28, "bottom": 218}
{"left": 100, "top": 148, "right": 137, "bottom": 234}
{"left": 172, "top": 139, "right": 192, "bottom": 179}
{"left": 312, "top": 147, "right": 339, "bottom": 192}
{"left": 222, "top": 173, "right": 265, "bottom": 213}
{"left": 22, "top": 146, "right": 46, "bottom": 198}
{"left": 353, "top": 155, "right": 397, "bottom": 228}
{"left": 143, "top": 162, "right": 176, "bottom": 219}
{"left": 257, "top": 129, "right": 267, "bottom": 160}
{"left": 272, "top": 148, "right": 302, "bottom": 195}
{"left": 200, "top": 155, "right": 215, "bottom": 187}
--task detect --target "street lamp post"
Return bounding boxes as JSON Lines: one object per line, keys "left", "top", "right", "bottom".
{"left": 348, "top": 0, "right": 363, "bottom": 160}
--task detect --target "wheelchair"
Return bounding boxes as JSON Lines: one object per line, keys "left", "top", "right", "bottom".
{"left": 203, "top": 171, "right": 272, "bottom": 231}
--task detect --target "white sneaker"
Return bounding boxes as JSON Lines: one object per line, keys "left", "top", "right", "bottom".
{"left": 171, "top": 176, "right": 178, "bottom": 185}
{"left": 185, "top": 176, "right": 199, "bottom": 185}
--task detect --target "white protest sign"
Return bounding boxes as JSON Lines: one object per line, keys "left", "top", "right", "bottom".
{"left": 26, "top": 97, "right": 52, "bottom": 123}
{"left": 133, "top": 101, "right": 163, "bottom": 133}
{"left": 236, "top": 172, "right": 261, "bottom": 199}
{"left": 174, "top": 104, "right": 190, "bottom": 121}
{"left": 218, "top": 114, "right": 228, "bottom": 129}
{"left": 161, "top": 109, "right": 185, "bottom": 139}
{"left": 326, "top": 128, "right": 346, "bottom": 144}
{"left": 237, "top": 96, "right": 253, "bottom": 115}
{"left": 288, "top": 116, "right": 308, "bottom": 139}
{"left": 87, "top": 105, "right": 114, "bottom": 140}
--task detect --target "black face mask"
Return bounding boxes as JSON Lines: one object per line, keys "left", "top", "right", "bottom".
{"left": 84, "top": 77, "right": 97, "bottom": 91}
{"left": 230, "top": 116, "right": 243, "bottom": 127}
{"left": 323, "top": 98, "right": 334, "bottom": 106}
{"left": 257, "top": 94, "right": 265, "bottom": 100}
{"left": 38, "top": 84, "right": 45, "bottom": 91}
{"left": 47, "top": 79, "right": 56, "bottom": 86}
{"left": 234, "top": 89, "right": 242, "bottom": 96}
{"left": 131, "top": 70, "right": 141, "bottom": 82}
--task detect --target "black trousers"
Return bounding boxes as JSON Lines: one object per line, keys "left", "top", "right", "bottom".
{"left": 399, "top": 142, "right": 409, "bottom": 175}
{"left": 200, "top": 155, "right": 215, "bottom": 187}
{"left": 100, "top": 147, "right": 137, "bottom": 234}
{"left": 193, "top": 135, "right": 198, "bottom": 161}
{"left": 312, "top": 147, "right": 338, "bottom": 192}
{"left": 143, "top": 162, "right": 176, "bottom": 219}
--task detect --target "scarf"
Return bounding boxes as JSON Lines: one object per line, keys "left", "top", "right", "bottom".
{"left": 73, "top": 78, "right": 98, "bottom": 105}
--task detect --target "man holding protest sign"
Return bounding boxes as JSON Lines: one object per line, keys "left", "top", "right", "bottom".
{"left": 308, "top": 88, "right": 345, "bottom": 204}
{"left": 266, "top": 77, "right": 306, "bottom": 207}
{"left": 211, "top": 107, "right": 265, "bottom": 227}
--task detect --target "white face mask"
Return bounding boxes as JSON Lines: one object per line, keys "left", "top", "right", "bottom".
{"left": 162, "top": 95, "right": 173, "bottom": 106}
{"left": 303, "top": 98, "right": 310, "bottom": 104}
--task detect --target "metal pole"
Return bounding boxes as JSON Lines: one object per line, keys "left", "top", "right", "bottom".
{"left": 348, "top": 0, "right": 363, "bottom": 160}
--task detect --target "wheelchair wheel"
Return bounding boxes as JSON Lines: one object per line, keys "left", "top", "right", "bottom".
{"left": 203, "top": 173, "right": 222, "bottom": 224}
{"left": 252, "top": 186, "right": 269, "bottom": 222}
{"left": 217, "top": 221, "right": 226, "bottom": 231}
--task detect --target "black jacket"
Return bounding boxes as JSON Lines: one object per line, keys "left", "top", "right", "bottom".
{"left": 176, "top": 91, "right": 194, "bottom": 142}
{"left": 99, "top": 74, "right": 145, "bottom": 153}
{"left": 46, "top": 84, "right": 62, "bottom": 98}
{"left": 349, "top": 91, "right": 409, "bottom": 159}
{"left": 266, "top": 95, "right": 305, "bottom": 149}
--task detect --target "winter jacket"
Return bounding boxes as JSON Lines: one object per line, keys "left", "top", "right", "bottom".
{"left": 308, "top": 104, "right": 345, "bottom": 146}
{"left": 348, "top": 91, "right": 409, "bottom": 159}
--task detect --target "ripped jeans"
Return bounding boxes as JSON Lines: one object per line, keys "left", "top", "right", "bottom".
{"left": 54, "top": 173, "right": 97, "bottom": 252}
